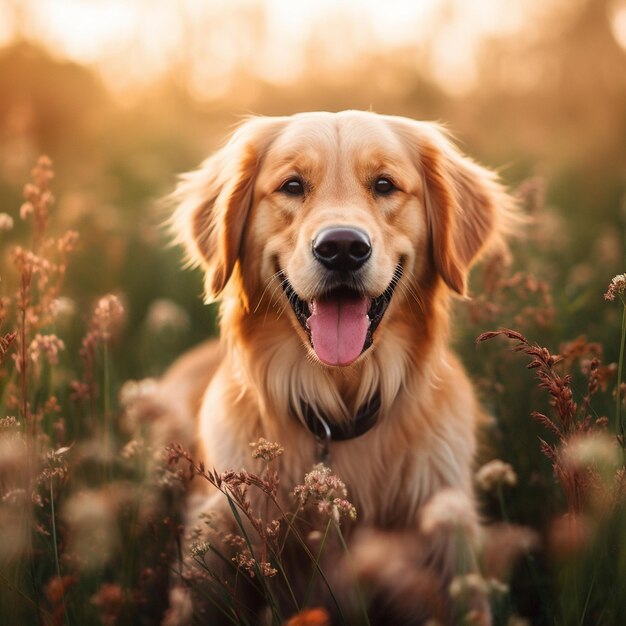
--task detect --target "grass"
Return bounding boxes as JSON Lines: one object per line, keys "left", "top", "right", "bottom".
{"left": 0, "top": 157, "right": 625, "bottom": 625}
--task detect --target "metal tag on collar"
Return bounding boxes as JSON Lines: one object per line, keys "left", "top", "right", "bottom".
{"left": 313, "top": 413, "right": 332, "bottom": 464}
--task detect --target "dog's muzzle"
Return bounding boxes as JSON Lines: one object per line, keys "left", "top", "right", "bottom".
{"left": 279, "top": 262, "right": 403, "bottom": 367}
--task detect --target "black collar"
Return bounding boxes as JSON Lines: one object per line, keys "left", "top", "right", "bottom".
{"left": 296, "top": 392, "right": 381, "bottom": 443}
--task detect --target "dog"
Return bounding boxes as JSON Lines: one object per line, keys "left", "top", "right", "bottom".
{"left": 161, "top": 110, "right": 516, "bottom": 624}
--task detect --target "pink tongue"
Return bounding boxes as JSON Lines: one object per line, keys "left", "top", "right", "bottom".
{"left": 307, "top": 295, "right": 370, "bottom": 366}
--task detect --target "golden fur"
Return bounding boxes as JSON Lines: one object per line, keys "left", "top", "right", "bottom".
{"left": 164, "top": 110, "right": 516, "bottom": 620}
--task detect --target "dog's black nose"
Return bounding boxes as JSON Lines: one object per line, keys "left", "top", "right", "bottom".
{"left": 312, "top": 226, "right": 372, "bottom": 271}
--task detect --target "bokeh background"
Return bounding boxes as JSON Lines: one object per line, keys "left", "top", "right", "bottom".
{"left": 2, "top": 0, "right": 625, "bottom": 377}
{"left": 1, "top": 1, "right": 626, "bottom": 622}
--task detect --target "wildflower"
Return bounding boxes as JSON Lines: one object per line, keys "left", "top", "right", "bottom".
{"left": 561, "top": 432, "right": 621, "bottom": 475}
{"left": 93, "top": 294, "right": 125, "bottom": 341}
{"left": 69, "top": 380, "right": 90, "bottom": 402}
{"left": 45, "top": 575, "right": 76, "bottom": 608}
{"left": 51, "top": 297, "right": 76, "bottom": 319}
{"left": 266, "top": 519, "right": 280, "bottom": 537}
{"left": 0, "top": 212, "right": 14, "bottom": 231}
{"left": 488, "top": 578, "right": 509, "bottom": 596}
{"left": 32, "top": 154, "right": 54, "bottom": 186}
{"left": 449, "top": 573, "right": 489, "bottom": 599}
{"left": 307, "top": 530, "right": 324, "bottom": 545}
{"left": 91, "top": 583, "right": 124, "bottom": 626}
{"left": 260, "top": 561, "right": 278, "bottom": 577}
{"left": 0, "top": 331, "right": 16, "bottom": 363}
{"left": 232, "top": 549, "right": 257, "bottom": 575}
{"left": 604, "top": 273, "right": 626, "bottom": 301}
{"left": 119, "top": 378, "right": 158, "bottom": 407}
{"left": 28, "top": 333, "right": 65, "bottom": 365}
{"left": 0, "top": 416, "right": 19, "bottom": 429}
{"left": 23, "top": 183, "right": 39, "bottom": 202}
{"left": 293, "top": 464, "right": 357, "bottom": 522}
{"left": 190, "top": 541, "right": 211, "bottom": 557}
{"left": 285, "top": 607, "right": 330, "bottom": 626}
{"left": 420, "top": 488, "right": 476, "bottom": 536}
{"left": 145, "top": 298, "right": 190, "bottom": 333}
{"left": 231, "top": 548, "right": 277, "bottom": 578}
{"left": 476, "top": 459, "right": 517, "bottom": 492}
{"left": 224, "top": 533, "right": 247, "bottom": 549}
{"left": 12, "top": 247, "right": 53, "bottom": 281}
{"left": 2, "top": 488, "right": 27, "bottom": 504}
{"left": 19, "top": 202, "right": 34, "bottom": 219}
{"left": 120, "top": 438, "right": 145, "bottom": 460}
{"left": 63, "top": 488, "right": 119, "bottom": 571}
{"left": 58, "top": 229, "right": 79, "bottom": 253}
{"left": 250, "top": 437, "right": 284, "bottom": 461}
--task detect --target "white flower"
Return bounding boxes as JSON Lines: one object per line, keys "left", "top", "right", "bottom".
{"left": 29, "top": 334, "right": 65, "bottom": 365}
{"left": 145, "top": 299, "right": 190, "bottom": 333}
{"left": 476, "top": 459, "right": 517, "bottom": 492}
{"left": 0, "top": 213, "right": 14, "bottom": 231}
{"left": 420, "top": 488, "right": 476, "bottom": 535}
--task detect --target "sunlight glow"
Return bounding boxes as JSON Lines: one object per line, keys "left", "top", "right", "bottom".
{"left": 1, "top": 0, "right": 546, "bottom": 98}
{"left": 611, "top": 2, "right": 626, "bottom": 51}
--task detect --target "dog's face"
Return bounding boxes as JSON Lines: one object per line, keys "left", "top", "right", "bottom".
{"left": 249, "top": 113, "right": 426, "bottom": 366}
{"left": 173, "top": 111, "right": 510, "bottom": 367}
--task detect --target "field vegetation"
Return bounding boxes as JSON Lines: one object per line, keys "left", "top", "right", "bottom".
{"left": 1, "top": 0, "right": 625, "bottom": 623}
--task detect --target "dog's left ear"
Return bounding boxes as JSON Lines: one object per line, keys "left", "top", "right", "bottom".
{"left": 169, "top": 116, "right": 284, "bottom": 303}
{"left": 394, "top": 120, "right": 516, "bottom": 295}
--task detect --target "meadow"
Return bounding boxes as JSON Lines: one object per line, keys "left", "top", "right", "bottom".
{"left": 1, "top": 1, "right": 626, "bottom": 622}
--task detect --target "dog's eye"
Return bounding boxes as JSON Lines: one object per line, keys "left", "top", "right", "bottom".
{"left": 280, "top": 178, "right": 305, "bottom": 196}
{"left": 373, "top": 177, "right": 396, "bottom": 195}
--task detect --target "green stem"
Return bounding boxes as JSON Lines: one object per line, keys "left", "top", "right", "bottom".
{"left": 496, "top": 484, "right": 509, "bottom": 523}
{"left": 302, "top": 518, "right": 333, "bottom": 607}
{"left": 616, "top": 300, "right": 626, "bottom": 449}
{"left": 50, "top": 480, "right": 69, "bottom": 626}
{"left": 0, "top": 571, "right": 53, "bottom": 618}
{"left": 103, "top": 341, "right": 112, "bottom": 477}
{"left": 334, "top": 522, "right": 371, "bottom": 626}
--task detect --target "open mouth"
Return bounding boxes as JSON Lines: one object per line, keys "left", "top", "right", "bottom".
{"left": 279, "top": 265, "right": 403, "bottom": 366}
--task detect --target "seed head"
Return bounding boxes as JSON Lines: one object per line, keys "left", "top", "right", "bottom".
{"left": 0, "top": 416, "right": 19, "bottom": 430}
{"left": 29, "top": 333, "right": 65, "bottom": 365}
{"left": 0, "top": 213, "right": 14, "bottom": 231}
{"left": 449, "top": 573, "right": 489, "bottom": 599}
{"left": 420, "top": 488, "right": 476, "bottom": 536}
{"left": 293, "top": 464, "right": 357, "bottom": 522}
{"left": 250, "top": 437, "right": 284, "bottom": 461}
{"left": 190, "top": 541, "right": 211, "bottom": 557}
{"left": 119, "top": 378, "right": 158, "bottom": 407}
{"left": 476, "top": 459, "right": 518, "bottom": 492}
{"left": 561, "top": 432, "right": 621, "bottom": 475}
{"left": 145, "top": 299, "right": 190, "bottom": 333}
{"left": 604, "top": 273, "right": 626, "bottom": 301}
{"left": 93, "top": 294, "right": 125, "bottom": 341}
{"left": 19, "top": 202, "right": 34, "bottom": 219}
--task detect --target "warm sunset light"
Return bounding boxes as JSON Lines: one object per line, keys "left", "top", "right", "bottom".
{"left": 1, "top": 1, "right": 626, "bottom": 624}
{"left": 4, "top": 0, "right": 615, "bottom": 98}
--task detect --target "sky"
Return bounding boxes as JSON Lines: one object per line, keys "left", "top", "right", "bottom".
{"left": 1, "top": 0, "right": 625, "bottom": 99}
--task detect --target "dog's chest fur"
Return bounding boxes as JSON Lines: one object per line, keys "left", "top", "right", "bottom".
{"left": 196, "top": 325, "right": 478, "bottom": 530}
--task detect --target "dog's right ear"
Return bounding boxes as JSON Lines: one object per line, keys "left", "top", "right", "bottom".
{"left": 170, "top": 117, "right": 284, "bottom": 302}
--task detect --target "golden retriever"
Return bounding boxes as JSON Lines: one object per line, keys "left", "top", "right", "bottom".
{"left": 162, "top": 110, "right": 515, "bottom": 624}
